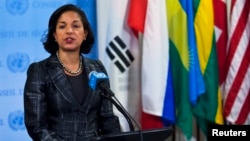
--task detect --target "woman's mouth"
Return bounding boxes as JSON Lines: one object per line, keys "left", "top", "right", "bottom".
{"left": 65, "top": 37, "right": 74, "bottom": 43}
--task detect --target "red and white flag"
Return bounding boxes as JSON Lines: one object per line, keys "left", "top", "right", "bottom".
{"left": 213, "top": 0, "right": 228, "bottom": 86}
{"left": 128, "top": 0, "right": 171, "bottom": 128}
{"left": 223, "top": 0, "right": 250, "bottom": 124}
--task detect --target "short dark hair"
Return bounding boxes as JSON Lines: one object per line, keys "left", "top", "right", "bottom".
{"left": 41, "top": 4, "right": 94, "bottom": 54}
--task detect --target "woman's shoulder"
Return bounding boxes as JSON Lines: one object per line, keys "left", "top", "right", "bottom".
{"left": 27, "top": 55, "right": 56, "bottom": 71}
{"left": 83, "top": 56, "right": 103, "bottom": 66}
{"left": 82, "top": 56, "right": 107, "bottom": 73}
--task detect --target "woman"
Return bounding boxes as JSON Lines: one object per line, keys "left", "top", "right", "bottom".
{"left": 24, "top": 4, "right": 121, "bottom": 141}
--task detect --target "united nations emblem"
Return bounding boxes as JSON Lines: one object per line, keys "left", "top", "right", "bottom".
{"left": 8, "top": 110, "right": 25, "bottom": 131}
{"left": 7, "top": 52, "right": 30, "bottom": 73}
{"left": 6, "top": 0, "right": 29, "bottom": 15}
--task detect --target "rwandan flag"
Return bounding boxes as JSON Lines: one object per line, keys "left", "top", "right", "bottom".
{"left": 192, "top": 0, "right": 224, "bottom": 137}
{"left": 167, "top": 0, "right": 205, "bottom": 139}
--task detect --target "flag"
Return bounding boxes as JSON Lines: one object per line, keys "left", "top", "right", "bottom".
{"left": 128, "top": 0, "right": 175, "bottom": 128}
{"left": 97, "top": 0, "right": 141, "bottom": 131}
{"left": 127, "top": 0, "right": 147, "bottom": 36}
{"left": 213, "top": 0, "right": 228, "bottom": 86}
{"left": 140, "top": 0, "right": 169, "bottom": 119}
{"left": 140, "top": 0, "right": 175, "bottom": 128}
{"left": 192, "top": 0, "right": 224, "bottom": 137}
{"left": 223, "top": 0, "right": 250, "bottom": 125}
{"left": 167, "top": 0, "right": 195, "bottom": 139}
{"left": 76, "top": 0, "right": 98, "bottom": 59}
{"left": 185, "top": 0, "right": 206, "bottom": 106}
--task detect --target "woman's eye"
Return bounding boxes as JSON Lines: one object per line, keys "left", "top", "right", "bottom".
{"left": 73, "top": 25, "right": 80, "bottom": 28}
{"left": 59, "top": 25, "right": 65, "bottom": 29}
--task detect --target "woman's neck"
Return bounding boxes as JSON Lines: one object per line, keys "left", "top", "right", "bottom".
{"left": 56, "top": 51, "right": 82, "bottom": 75}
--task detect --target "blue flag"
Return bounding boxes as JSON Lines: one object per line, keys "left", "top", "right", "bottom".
{"left": 77, "top": 0, "right": 98, "bottom": 59}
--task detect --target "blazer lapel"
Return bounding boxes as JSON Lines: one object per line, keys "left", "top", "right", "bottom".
{"left": 46, "top": 55, "right": 78, "bottom": 105}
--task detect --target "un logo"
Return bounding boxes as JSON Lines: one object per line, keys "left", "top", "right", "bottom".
{"left": 6, "top": 0, "right": 29, "bottom": 15}
{"left": 7, "top": 52, "right": 30, "bottom": 73}
{"left": 8, "top": 110, "right": 25, "bottom": 131}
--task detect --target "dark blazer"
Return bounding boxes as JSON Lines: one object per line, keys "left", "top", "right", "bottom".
{"left": 24, "top": 54, "right": 121, "bottom": 141}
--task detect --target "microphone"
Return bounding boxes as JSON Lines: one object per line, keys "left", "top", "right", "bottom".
{"left": 88, "top": 71, "right": 114, "bottom": 96}
{"left": 88, "top": 71, "right": 137, "bottom": 131}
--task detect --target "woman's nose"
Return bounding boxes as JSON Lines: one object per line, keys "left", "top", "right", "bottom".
{"left": 66, "top": 27, "right": 73, "bottom": 34}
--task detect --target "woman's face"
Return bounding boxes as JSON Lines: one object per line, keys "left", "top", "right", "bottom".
{"left": 53, "top": 11, "right": 87, "bottom": 52}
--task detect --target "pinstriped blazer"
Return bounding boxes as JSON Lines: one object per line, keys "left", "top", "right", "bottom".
{"left": 24, "top": 54, "right": 121, "bottom": 141}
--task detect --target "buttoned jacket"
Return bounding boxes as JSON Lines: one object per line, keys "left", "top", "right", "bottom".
{"left": 24, "top": 54, "right": 120, "bottom": 141}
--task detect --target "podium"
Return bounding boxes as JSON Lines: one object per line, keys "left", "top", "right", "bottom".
{"left": 93, "top": 126, "right": 173, "bottom": 141}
